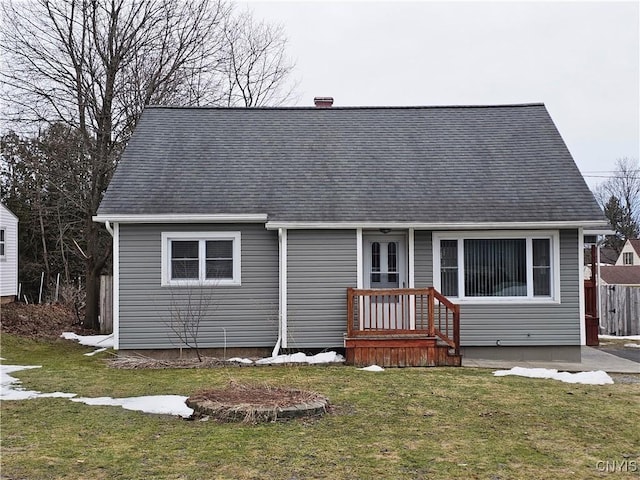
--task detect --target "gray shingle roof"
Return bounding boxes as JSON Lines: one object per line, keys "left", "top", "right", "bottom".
{"left": 97, "top": 103, "right": 605, "bottom": 224}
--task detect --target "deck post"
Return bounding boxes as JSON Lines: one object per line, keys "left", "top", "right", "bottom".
{"left": 347, "top": 287, "right": 354, "bottom": 337}
{"left": 428, "top": 288, "right": 435, "bottom": 336}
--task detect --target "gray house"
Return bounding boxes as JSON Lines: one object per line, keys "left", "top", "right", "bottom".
{"left": 94, "top": 100, "right": 606, "bottom": 365}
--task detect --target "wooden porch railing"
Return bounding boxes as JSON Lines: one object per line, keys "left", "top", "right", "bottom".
{"left": 347, "top": 287, "right": 460, "bottom": 355}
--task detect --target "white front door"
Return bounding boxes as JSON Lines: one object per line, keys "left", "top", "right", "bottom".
{"left": 362, "top": 235, "right": 408, "bottom": 329}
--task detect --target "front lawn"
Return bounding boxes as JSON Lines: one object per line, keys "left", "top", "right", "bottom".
{"left": 1, "top": 334, "right": 638, "bottom": 479}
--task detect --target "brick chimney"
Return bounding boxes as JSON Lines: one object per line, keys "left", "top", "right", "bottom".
{"left": 314, "top": 96, "right": 334, "bottom": 108}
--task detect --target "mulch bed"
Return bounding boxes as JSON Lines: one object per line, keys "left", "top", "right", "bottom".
{"left": 0, "top": 302, "right": 94, "bottom": 339}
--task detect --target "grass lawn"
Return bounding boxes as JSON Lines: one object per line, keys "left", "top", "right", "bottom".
{"left": 1, "top": 334, "right": 639, "bottom": 480}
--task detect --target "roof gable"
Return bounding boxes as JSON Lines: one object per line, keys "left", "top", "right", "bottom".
{"left": 98, "top": 104, "right": 605, "bottom": 225}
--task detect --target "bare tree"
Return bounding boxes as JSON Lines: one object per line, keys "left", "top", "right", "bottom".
{"left": 594, "top": 157, "right": 640, "bottom": 252}
{"left": 1, "top": 0, "right": 296, "bottom": 329}
{"left": 221, "top": 10, "right": 297, "bottom": 107}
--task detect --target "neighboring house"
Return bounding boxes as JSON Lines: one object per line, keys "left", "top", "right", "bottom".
{"left": 599, "top": 266, "right": 640, "bottom": 286}
{"left": 94, "top": 100, "right": 607, "bottom": 364}
{"left": 0, "top": 203, "right": 19, "bottom": 303}
{"left": 614, "top": 239, "right": 640, "bottom": 266}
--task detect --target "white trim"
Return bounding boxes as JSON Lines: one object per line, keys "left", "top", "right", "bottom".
{"left": 0, "top": 227, "right": 5, "bottom": 259}
{"left": 93, "top": 213, "right": 268, "bottom": 224}
{"left": 280, "top": 228, "right": 288, "bottom": 349}
{"left": 578, "top": 228, "right": 586, "bottom": 346}
{"left": 408, "top": 228, "right": 415, "bottom": 288}
{"left": 160, "top": 231, "right": 241, "bottom": 286}
{"left": 113, "top": 222, "right": 120, "bottom": 350}
{"left": 265, "top": 220, "right": 607, "bottom": 230}
{"left": 408, "top": 228, "right": 415, "bottom": 329}
{"left": 432, "top": 230, "right": 561, "bottom": 304}
{"left": 356, "top": 229, "right": 363, "bottom": 289}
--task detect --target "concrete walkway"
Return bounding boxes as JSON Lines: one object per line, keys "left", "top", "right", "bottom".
{"left": 463, "top": 346, "right": 640, "bottom": 374}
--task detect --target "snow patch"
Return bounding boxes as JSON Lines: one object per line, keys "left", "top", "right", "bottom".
{"left": 358, "top": 365, "right": 385, "bottom": 372}
{"left": 227, "top": 357, "right": 253, "bottom": 364}
{"left": 84, "top": 348, "right": 107, "bottom": 357}
{"left": 1, "top": 364, "right": 77, "bottom": 401}
{"left": 61, "top": 332, "right": 114, "bottom": 348}
{"left": 71, "top": 395, "right": 193, "bottom": 418}
{"left": 493, "top": 367, "right": 614, "bottom": 385}
{"left": 624, "top": 343, "right": 640, "bottom": 349}
{"left": 255, "top": 351, "right": 345, "bottom": 365}
{"left": 600, "top": 334, "right": 640, "bottom": 341}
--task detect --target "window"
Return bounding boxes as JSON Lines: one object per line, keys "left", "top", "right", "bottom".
{"left": 161, "top": 232, "right": 241, "bottom": 286}
{"left": 623, "top": 252, "right": 634, "bottom": 265}
{"left": 0, "top": 228, "right": 5, "bottom": 258}
{"left": 434, "top": 232, "right": 559, "bottom": 301}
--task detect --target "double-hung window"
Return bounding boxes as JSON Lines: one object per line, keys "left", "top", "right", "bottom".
{"left": 433, "top": 231, "right": 559, "bottom": 301}
{"left": 161, "top": 232, "right": 241, "bottom": 286}
{"left": 0, "top": 228, "right": 5, "bottom": 258}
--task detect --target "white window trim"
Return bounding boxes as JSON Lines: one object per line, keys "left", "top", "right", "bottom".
{"left": 0, "top": 227, "right": 5, "bottom": 259}
{"left": 432, "top": 230, "right": 561, "bottom": 304}
{"left": 161, "top": 231, "right": 241, "bottom": 287}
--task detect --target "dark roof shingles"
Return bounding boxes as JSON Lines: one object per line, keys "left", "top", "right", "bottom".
{"left": 98, "top": 104, "right": 605, "bottom": 223}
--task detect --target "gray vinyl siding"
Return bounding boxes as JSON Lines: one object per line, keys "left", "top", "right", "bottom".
{"left": 118, "top": 223, "right": 278, "bottom": 349}
{"left": 287, "top": 230, "right": 357, "bottom": 348}
{"left": 414, "top": 230, "right": 433, "bottom": 287}
{"left": 414, "top": 229, "right": 582, "bottom": 346}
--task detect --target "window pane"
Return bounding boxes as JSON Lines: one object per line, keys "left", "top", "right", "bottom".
{"left": 371, "top": 242, "right": 380, "bottom": 283}
{"left": 171, "top": 241, "right": 199, "bottom": 279}
{"left": 440, "top": 240, "right": 458, "bottom": 296}
{"left": 206, "top": 259, "right": 233, "bottom": 279}
{"left": 171, "top": 259, "right": 199, "bottom": 279}
{"left": 172, "top": 240, "right": 198, "bottom": 259}
{"left": 533, "top": 239, "right": 551, "bottom": 296}
{"left": 464, "top": 239, "right": 526, "bottom": 296}
{"left": 206, "top": 240, "right": 233, "bottom": 259}
{"left": 0, "top": 229, "right": 4, "bottom": 241}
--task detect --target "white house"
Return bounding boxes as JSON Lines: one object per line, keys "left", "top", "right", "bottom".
{"left": 0, "top": 203, "right": 19, "bottom": 302}
{"left": 615, "top": 239, "right": 640, "bottom": 266}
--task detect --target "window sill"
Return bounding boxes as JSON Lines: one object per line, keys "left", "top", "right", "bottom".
{"left": 450, "top": 297, "right": 560, "bottom": 305}
{"left": 161, "top": 279, "right": 241, "bottom": 288}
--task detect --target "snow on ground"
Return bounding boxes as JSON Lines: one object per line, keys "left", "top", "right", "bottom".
{"left": 255, "top": 351, "right": 345, "bottom": 365}
{"left": 358, "top": 365, "right": 385, "bottom": 372}
{"left": 84, "top": 348, "right": 108, "bottom": 356}
{"left": 0, "top": 361, "right": 191, "bottom": 417}
{"left": 227, "top": 357, "right": 254, "bottom": 364}
{"left": 71, "top": 395, "right": 193, "bottom": 418}
{"left": 599, "top": 335, "right": 640, "bottom": 341}
{"left": 624, "top": 343, "right": 640, "bottom": 349}
{"left": 493, "top": 367, "right": 614, "bottom": 385}
{"left": 1, "top": 364, "right": 77, "bottom": 401}
{"left": 61, "top": 332, "right": 114, "bottom": 348}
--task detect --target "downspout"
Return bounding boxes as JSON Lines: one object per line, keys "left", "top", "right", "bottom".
{"left": 272, "top": 227, "right": 284, "bottom": 357}
{"left": 105, "top": 220, "right": 114, "bottom": 238}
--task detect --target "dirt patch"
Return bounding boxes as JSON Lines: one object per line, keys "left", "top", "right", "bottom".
{"left": 186, "top": 383, "right": 330, "bottom": 423}
{"left": 0, "top": 302, "right": 94, "bottom": 339}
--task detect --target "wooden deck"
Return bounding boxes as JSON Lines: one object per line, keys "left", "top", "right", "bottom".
{"left": 345, "top": 287, "right": 461, "bottom": 367}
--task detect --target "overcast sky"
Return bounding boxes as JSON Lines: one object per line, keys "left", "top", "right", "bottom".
{"left": 241, "top": 0, "right": 639, "bottom": 189}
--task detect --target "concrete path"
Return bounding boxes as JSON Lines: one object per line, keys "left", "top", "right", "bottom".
{"left": 463, "top": 346, "right": 640, "bottom": 374}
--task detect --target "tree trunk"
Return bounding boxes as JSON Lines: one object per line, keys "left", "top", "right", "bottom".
{"left": 84, "top": 266, "right": 101, "bottom": 330}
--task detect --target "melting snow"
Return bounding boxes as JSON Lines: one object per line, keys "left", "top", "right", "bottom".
{"left": 255, "top": 351, "right": 345, "bottom": 365}
{"left": 61, "top": 332, "right": 114, "bottom": 356}
{"left": 1, "top": 364, "right": 77, "bottom": 401}
{"left": 624, "top": 343, "right": 640, "bottom": 349}
{"left": 227, "top": 357, "right": 254, "bottom": 364}
{"left": 358, "top": 365, "right": 385, "bottom": 372}
{"left": 71, "top": 395, "right": 193, "bottom": 418}
{"left": 493, "top": 367, "right": 614, "bottom": 385}
{"left": 600, "top": 335, "right": 640, "bottom": 341}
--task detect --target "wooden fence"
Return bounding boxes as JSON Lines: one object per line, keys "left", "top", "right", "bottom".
{"left": 600, "top": 285, "right": 640, "bottom": 336}
{"left": 99, "top": 275, "right": 113, "bottom": 334}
